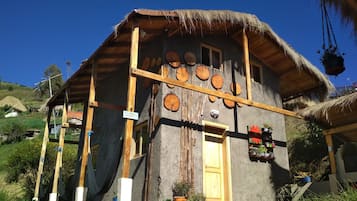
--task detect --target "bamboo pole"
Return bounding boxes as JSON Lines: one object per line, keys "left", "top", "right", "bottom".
{"left": 324, "top": 133, "right": 337, "bottom": 174}
{"left": 50, "top": 92, "right": 68, "bottom": 200}
{"left": 243, "top": 28, "right": 252, "bottom": 101}
{"left": 33, "top": 106, "right": 53, "bottom": 201}
{"left": 78, "top": 65, "right": 96, "bottom": 188}
{"left": 131, "top": 68, "right": 300, "bottom": 118}
{"left": 122, "top": 26, "right": 139, "bottom": 178}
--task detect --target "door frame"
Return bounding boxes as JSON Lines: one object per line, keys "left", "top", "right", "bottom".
{"left": 202, "top": 120, "right": 232, "bottom": 201}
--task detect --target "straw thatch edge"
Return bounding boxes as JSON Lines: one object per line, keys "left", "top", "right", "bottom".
{"left": 113, "top": 9, "right": 334, "bottom": 98}
{"left": 298, "top": 92, "right": 357, "bottom": 122}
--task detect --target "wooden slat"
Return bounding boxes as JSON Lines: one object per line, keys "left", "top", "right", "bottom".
{"left": 131, "top": 68, "right": 300, "bottom": 118}
{"left": 122, "top": 26, "right": 139, "bottom": 178}
{"left": 78, "top": 65, "right": 96, "bottom": 187}
{"left": 323, "top": 122, "right": 357, "bottom": 136}
{"left": 33, "top": 107, "right": 52, "bottom": 200}
{"left": 243, "top": 29, "right": 252, "bottom": 101}
{"left": 90, "top": 101, "right": 126, "bottom": 111}
{"left": 51, "top": 92, "right": 68, "bottom": 194}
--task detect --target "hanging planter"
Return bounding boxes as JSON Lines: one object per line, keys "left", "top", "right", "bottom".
{"left": 321, "top": 49, "right": 345, "bottom": 76}
{"left": 319, "top": 0, "right": 346, "bottom": 76}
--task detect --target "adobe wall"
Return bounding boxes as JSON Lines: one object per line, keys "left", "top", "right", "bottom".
{"left": 99, "top": 35, "right": 290, "bottom": 201}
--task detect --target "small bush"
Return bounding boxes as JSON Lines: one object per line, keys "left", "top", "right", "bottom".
{"left": 5, "top": 138, "right": 77, "bottom": 200}
{"left": 0, "top": 190, "right": 10, "bottom": 201}
{"left": 0, "top": 119, "right": 26, "bottom": 144}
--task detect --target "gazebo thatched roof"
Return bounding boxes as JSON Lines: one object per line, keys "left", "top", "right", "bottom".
{"left": 299, "top": 92, "right": 357, "bottom": 141}
{"left": 48, "top": 9, "right": 334, "bottom": 106}
{"left": 0, "top": 96, "right": 27, "bottom": 112}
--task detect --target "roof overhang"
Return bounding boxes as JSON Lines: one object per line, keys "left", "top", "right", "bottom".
{"left": 48, "top": 9, "right": 334, "bottom": 106}
{"left": 299, "top": 92, "right": 357, "bottom": 142}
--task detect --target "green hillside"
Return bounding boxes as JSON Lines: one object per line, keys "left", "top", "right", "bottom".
{"left": 0, "top": 81, "right": 45, "bottom": 109}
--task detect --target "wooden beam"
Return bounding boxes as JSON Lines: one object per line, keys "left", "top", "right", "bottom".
{"left": 243, "top": 29, "right": 252, "bottom": 101}
{"left": 323, "top": 122, "right": 357, "bottom": 136}
{"left": 78, "top": 65, "right": 96, "bottom": 187}
{"left": 324, "top": 134, "right": 337, "bottom": 174}
{"left": 51, "top": 92, "right": 68, "bottom": 195}
{"left": 122, "top": 26, "right": 139, "bottom": 178}
{"left": 90, "top": 101, "right": 126, "bottom": 111}
{"left": 131, "top": 68, "right": 300, "bottom": 118}
{"left": 33, "top": 107, "right": 52, "bottom": 200}
{"left": 96, "top": 53, "right": 129, "bottom": 59}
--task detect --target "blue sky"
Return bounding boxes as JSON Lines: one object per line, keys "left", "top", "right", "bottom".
{"left": 1, "top": 0, "right": 356, "bottom": 88}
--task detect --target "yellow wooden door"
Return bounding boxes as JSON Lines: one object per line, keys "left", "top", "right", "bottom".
{"left": 204, "top": 136, "right": 225, "bottom": 201}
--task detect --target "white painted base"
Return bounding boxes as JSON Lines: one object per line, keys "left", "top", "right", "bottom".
{"left": 75, "top": 187, "right": 87, "bottom": 201}
{"left": 49, "top": 193, "right": 57, "bottom": 201}
{"left": 32, "top": 197, "right": 39, "bottom": 201}
{"left": 117, "top": 178, "right": 133, "bottom": 201}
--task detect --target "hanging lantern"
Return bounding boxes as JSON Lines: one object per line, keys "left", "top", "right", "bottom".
{"left": 319, "top": 0, "right": 345, "bottom": 76}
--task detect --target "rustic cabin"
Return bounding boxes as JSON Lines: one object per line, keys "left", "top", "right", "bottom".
{"left": 33, "top": 9, "right": 334, "bottom": 201}
{"left": 299, "top": 92, "right": 357, "bottom": 193}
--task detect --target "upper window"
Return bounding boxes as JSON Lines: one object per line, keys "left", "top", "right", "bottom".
{"left": 201, "top": 44, "right": 222, "bottom": 70}
{"left": 251, "top": 64, "right": 262, "bottom": 84}
{"left": 242, "top": 60, "right": 263, "bottom": 84}
{"left": 133, "top": 122, "right": 148, "bottom": 157}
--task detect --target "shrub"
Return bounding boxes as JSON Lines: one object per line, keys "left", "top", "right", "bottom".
{"left": 5, "top": 138, "right": 77, "bottom": 200}
{"left": 0, "top": 119, "right": 26, "bottom": 144}
{"left": 0, "top": 190, "right": 10, "bottom": 201}
{"left": 172, "top": 181, "right": 191, "bottom": 197}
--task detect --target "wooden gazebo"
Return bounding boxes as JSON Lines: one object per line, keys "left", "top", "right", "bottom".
{"left": 299, "top": 92, "right": 357, "bottom": 192}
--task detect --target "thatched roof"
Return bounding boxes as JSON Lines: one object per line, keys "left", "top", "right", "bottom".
{"left": 299, "top": 92, "right": 357, "bottom": 141}
{"left": 0, "top": 96, "right": 27, "bottom": 112}
{"left": 48, "top": 9, "right": 334, "bottom": 106}
{"left": 299, "top": 92, "right": 357, "bottom": 126}
{"left": 325, "top": 0, "right": 357, "bottom": 36}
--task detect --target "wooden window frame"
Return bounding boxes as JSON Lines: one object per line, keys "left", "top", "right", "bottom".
{"left": 201, "top": 43, "right": 223, "bottom": 70}
{"left": 132, "top": 121, "right": 148, "bottom": 158}
{"left": 250, "top": 62, "right": 263, "bottom": 84}
{"left": 242, "top": 59, "right": 263, "bottom": 84}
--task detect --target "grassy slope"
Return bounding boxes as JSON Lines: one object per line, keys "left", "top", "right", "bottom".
{"left": 0, "top": 143, "right": 25, "bottom": 199}
{"left": 0, "top": 82, "right": 46, "bottom": 199}
{"left": 0, "top": 82, "right": 44, "bottom": 109}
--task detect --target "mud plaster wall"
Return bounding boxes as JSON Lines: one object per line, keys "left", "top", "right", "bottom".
{"left": 99, "top": 35, "right": 289, "bottom": 201}
{"left": 156, "top": 35, "right": 289, "bottom": 201}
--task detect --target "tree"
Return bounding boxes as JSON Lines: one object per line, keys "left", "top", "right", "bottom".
{"left": 36, "top": 64, "right": 64, "bottom": 97}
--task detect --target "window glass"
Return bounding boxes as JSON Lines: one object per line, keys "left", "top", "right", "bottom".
{"left": 212, "top": 50, "right": 221, "bottom": 69}
{"left": 142, "top": 125, "right": 148, "bottom": 154}
{"left": 251, "top": 65, "right": 261, "bottom": 83}
{"left": 202, "top": 46, "right": 210, "bottom": 66}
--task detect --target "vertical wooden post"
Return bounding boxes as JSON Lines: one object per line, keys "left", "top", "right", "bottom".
{"left": 50, "top": 92, "right": 68, "bottom": 200}
{"left": 78, "top": 65, "right": 96, "bottom": 187}
{"left": 242, "top": 29, "right": 252, "bottom": 101}
{"left": 33, "top": 106, "right": 53, "bottom": 200}
{"left": 325, "top": 133, "right": 337, "bottom": 174}
{"left": 122, "top": 26, "right": 139, "bottom": 178}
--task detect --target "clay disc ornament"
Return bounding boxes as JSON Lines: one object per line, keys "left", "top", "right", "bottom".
{"left": 165, "top": 51, "right": 181, "bottom": 68}
{"left": 208, "top": 95, "right": 217, "bottom": 103}
{"left": 184, "top": 51, "right": 197, "bottom": 66}
{"left": 164, "top": 93, "right": 180, "bottom": 112}
{"left": 161, "top": 66, "right": 175, "bottom": 88}
{"left": 195, "top": 65, "right": 210, "bottom": 81}
{"left": 176, "top": 67, "right": 189, "bottom": 82}
{"left": 211, "top": 74, "right": 224, "bottom": 89}
{"left": 230, "top": 82, "right": 242, "bottom": 95}
{"left": 223, "top": 92, "right": 235, "bottom": 109}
